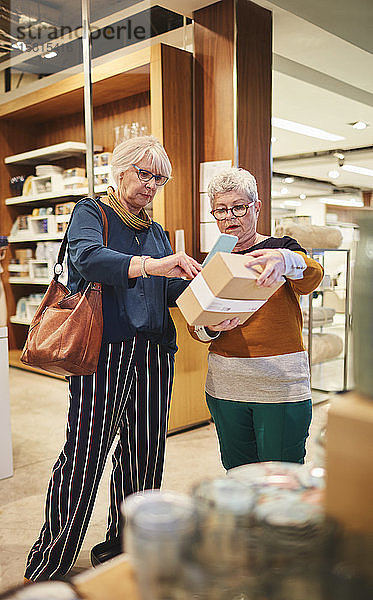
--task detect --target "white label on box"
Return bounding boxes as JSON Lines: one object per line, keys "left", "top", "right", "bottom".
{"left": 189, "top": 273, "right": 266, "bottom": 313}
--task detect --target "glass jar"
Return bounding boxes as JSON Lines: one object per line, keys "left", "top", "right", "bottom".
{"left": 121, "top": 490, "right": 197, "bottom": 600}
{"left": 192, "top": 478, "right": 257, "bottom": 599}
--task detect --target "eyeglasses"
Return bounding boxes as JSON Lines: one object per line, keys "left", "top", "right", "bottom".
{"left": 211, "top": 202, "right": 255, "bottom": 221}
{"left": 132, "top": 164, "right": 169, "bottom": 187}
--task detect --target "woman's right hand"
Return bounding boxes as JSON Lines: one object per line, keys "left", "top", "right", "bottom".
{"left": 146, "top": 252, "right": 202, "bottom": 279}
{"left": 207, "top": 318, "right": 240, "bottom": 332}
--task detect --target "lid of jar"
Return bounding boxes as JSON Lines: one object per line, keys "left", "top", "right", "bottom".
{"left": 123, "top": 490, "right": 196, "bottom": 534}
{"left": 193, "top": 478, "right": 256, "bottom": 515}
{"left": 227, "top": 461, "right": 325, "bottom": 491}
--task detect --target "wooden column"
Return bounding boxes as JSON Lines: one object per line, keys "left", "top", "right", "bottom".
{"left": 194, "top": 0, "right": 272, "bottom": 258}
{"left": 150, "top": 44, "right": 193, "bottom": 254}
{"left": 363, "top": 191, "right": 373, "bottom": 207}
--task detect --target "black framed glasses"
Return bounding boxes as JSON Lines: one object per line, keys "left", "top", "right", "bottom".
{"left": 132, "top": 164, "right": 169, "bottom": 187}
{"left": 211, "top": 202, "right": 255, "bottom": 221}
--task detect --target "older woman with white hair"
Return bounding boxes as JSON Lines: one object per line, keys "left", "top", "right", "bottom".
{"left": 25, "top": 136, "right": 201, "bottom": 582}
{"left": 190, "top": 167, "right": 323, "bottom": 471}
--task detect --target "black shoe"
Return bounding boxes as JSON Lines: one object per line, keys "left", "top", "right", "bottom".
{"left": 90, "top": 537, "right": 122, "bottom": 567}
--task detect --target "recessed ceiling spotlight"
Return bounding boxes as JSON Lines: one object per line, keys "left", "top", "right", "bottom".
{"left": 272, "top": 117, "right": 344, "bottom": 141}
{"left": 280, "top": 187, "right": 288, "bottom": 195}
{"left": 328, "top": 170, "right": 340, "bottom": 179}
{"left": 43, "top": 51, "right": 58, "bottom": 59}
{"left": 271, "top": 136, "right": 277, "bottom": 143}
{"left": 299, "top": 193, "right": 306, "bottom": 200}
{"left": 283, "top": 177, "right": 294, "bottom": 184}
{"left": 350, "top": 121, "right": 369, "bottom": 130}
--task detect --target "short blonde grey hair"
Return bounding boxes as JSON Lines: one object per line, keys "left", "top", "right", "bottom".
{"left": 111, "top": 135, "right": 172, "bottom": 187}
{"left": 207, "top": 167, "right": 258, "bottom": 207}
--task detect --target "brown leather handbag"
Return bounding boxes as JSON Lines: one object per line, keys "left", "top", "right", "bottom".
{"left": 20, "top": 199, "right": 108, "bottom": 377}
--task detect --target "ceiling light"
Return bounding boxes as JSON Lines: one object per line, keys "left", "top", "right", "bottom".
{"left": 271, "top": 136, "right": 277, "bottom": 143}
{"left": 342, "top": 164, "right": 373, "bottom": 177}
{"left": 280, "top": 187, "right": 288, "bottom": 195}
{"left": 351, "top": 121, "right": 368, "bottom": 130}
{"left": 284, "top": 200, "right": 301, "bottom": 207}
{"left": 299, "top": 194, "right": 306, "bottom": 200}
{"left": 333, "top": 151, "right": 345, "bottom": 160}
{"left": 283, "top": 177, "right": 294, "bottom": 184}
{"left": 319, "top": 197, "right": 364, "bottom": 207}
{"left": 43, "top": 51, "right": 58, "bottom": 59}
{"left": 272, "top": 117, "right": 345, "bottom": 141}
{"left": 328, "top": 170, "right": 340, "bottom": 179}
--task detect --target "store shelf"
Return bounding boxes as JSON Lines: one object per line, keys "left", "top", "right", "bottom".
{"left": 6, "top": 190, "right": 82, "bottom": 206}
{"left": 8, "top": 349, "right": 65, "bottom": 380}
{"left": 5, "top": 184, "right": 107, "bottom": 206}
{"left": 9, "top": 316, "right": 31, "bottom": 325}
{"left": 9, "top": 233, "right": 65, "bottom": 242}
{"left": 9, "top": 277, "right": 50, "bottom": 285}
{"left": 8, "top": 264, "right": 29, "bottom": 272}
{"left": 4, "top": 141, "right": 103, "bottom": 165}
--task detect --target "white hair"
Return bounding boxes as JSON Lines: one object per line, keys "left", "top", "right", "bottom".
{"left": 207, "top": 167, "right": 258, "bottom": 207}
{"left": 111, "top": 135, "right": 172, "bottom": 187}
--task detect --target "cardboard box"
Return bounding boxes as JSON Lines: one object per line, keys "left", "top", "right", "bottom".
{"left": 73, "top": 554, "right": 141, "bottom": 600}
{"left": 176, "top": 252, "right": 284, "bottom": 326}
{"left": 325, "top": 391, "right": 373, "bottom": 535}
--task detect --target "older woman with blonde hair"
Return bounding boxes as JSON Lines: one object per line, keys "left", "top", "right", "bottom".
{"left": 25, "top": 136, "right": 201, "bottom": 581}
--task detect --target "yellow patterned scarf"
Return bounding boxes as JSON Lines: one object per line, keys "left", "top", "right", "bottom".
{"left": 107, "top": 186, "right": 151, "bottom": 231}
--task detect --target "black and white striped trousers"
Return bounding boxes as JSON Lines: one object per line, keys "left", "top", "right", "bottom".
{"left": 25, "top": 334, "right": 174, "bottom": 581}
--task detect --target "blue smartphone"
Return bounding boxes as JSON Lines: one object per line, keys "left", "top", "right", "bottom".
{"left": 202, "top": 233, "right": 238, "bottom": 267}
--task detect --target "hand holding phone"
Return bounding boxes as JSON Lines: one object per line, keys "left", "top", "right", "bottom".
{"left": 202, "top": 233, "right": 238, "bottom": 267}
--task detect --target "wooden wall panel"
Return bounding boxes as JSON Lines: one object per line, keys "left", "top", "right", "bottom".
{"left": 151, "top": 44, "right": 193, "bottom": 254}
{"left": 36, "top": 92, "right": 150, "bottom": 153}
{"left": 0, "top": 119, "right": 39, "bottom": 348}
{"left": 161, "top": 45, "right": 193, "bottom": 255}
{"left": 237, "top": 0, "right": 272, "bottom": 234}
{"left": 194, "top": 0, "right": 235, "bottom": 162}
{"left": 194, "top": 0, "right": 272, "bottom": 258}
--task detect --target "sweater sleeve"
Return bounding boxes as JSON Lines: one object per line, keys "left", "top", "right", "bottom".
{"left": 67, "top": 199, "right": 132, "bottom": 286}
{"left": 289, "top": 252, "right": 324, "bottom": 295}
{"left": 154, "top": 224, "right": 191, "bottom": 305}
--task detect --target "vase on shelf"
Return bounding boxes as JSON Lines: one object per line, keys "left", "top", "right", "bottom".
{"left": 352, "top": 211, "right": 373, "bottom": 399}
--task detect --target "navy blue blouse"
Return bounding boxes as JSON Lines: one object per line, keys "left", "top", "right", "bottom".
{"left": 67, "top": 198, "right": 189, "bottom": 353}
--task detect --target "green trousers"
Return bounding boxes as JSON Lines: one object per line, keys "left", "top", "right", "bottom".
{"left": 206, "top": 393, "right": 312, "bottom": 470}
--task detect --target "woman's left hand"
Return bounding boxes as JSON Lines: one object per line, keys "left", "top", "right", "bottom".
{"left": 245, "top": 249, "right": 286, "bottom": 287}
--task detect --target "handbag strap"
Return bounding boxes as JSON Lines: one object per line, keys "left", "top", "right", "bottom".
{"left": 53, "top": 198, "right": 109, "bottom": 281}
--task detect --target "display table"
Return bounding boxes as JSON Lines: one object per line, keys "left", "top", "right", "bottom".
{"left": 0, "top": 326, "right": 13, "bottom": 479}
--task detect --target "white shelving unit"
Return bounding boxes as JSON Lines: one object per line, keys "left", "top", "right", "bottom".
{"left": 4, "top": 141, "right": 103, "bottom": 165}
{"left": 307, "top": 248, "right": 352, "bottom": 393}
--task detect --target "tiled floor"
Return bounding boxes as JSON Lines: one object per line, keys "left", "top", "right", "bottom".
{"left": 0, "top": 368, "right": 330, "bottom": 594}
